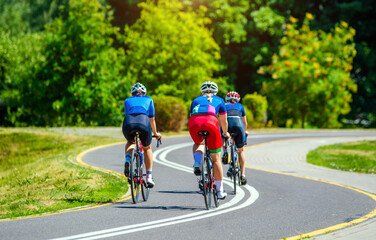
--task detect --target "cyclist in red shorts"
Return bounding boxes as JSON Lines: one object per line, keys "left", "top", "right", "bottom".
{"left": 188, "top": 81, "right": 230, "bottom": 199}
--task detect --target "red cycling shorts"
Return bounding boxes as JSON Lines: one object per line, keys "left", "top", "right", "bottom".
{"left": 188, "top": 114, "right": 222, "bottom": 153}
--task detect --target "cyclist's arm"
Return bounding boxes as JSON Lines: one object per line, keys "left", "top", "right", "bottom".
{"left": 149, "top": 117, "right": 161, "bottom": 139}
{"left": 219, "top": 113, "right": 229, "bottom": 137}
{"left": 242, "top": 115, "right": 247, "bottom": 131}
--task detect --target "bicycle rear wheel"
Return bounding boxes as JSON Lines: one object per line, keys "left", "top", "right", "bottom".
{"left": 141, "top": 163, "right": 150, "bottom": 201}
{"left": 130, "top": 150, "right": 141, "bottom": 204}
{"left": 212, "top": 174, "right": 219, "bottom": 208}
{"left": 201, "top": 154, "right": 211, "bottom": 210}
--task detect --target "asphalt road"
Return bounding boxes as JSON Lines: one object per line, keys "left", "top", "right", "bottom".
{"left": 1, "top": 131, "right": 376, "bottom": 240}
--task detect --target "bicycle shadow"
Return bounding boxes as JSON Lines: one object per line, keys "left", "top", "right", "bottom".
{"left": 114, "top": 190, "right": 206, "bottom": 211}
{"left": 114, "top": 204, "right": 200, "bottom": 211}
{"left": 158, "top": 190, "right": 200, "bottom": 195}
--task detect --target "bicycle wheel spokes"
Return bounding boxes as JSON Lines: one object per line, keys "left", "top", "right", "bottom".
{"left": 209, "top": 158, "right": 218, "bottom": 208}
{"left": 206, "top": 158, "right": 212, "bottom": 209}
{"left": 236, "top": 158, "right": 241, "bottom": 186}
{"left": 232, "top": 148, "right": 237, "bottom": 195}
{"left": 201, "top": 156, "right": 210, "bottom": 210}
{"left": 130, "top": 151, "right": 140, "bottom": 204}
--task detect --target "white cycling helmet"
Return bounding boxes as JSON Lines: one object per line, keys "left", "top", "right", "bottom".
{"left": 200, "top": 81, "right": 218, "bottom": 94}
{"left": 131, "top": 82, "right": 147, "bottom": 95}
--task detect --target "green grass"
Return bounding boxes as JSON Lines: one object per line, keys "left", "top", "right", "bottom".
{"left": 0, "top": 129, "right": 126, "bottom": 219}
{"left": 307, "top": 140, "right": 376, "bottom": 174}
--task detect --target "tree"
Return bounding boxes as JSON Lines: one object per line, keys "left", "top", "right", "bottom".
{"left": 0, "top": 32, "right": 45, "bottom": 126}
{"left": 6, "top": 0, "right": 130, "bottom": 126}
{"left": 309, "top": 0, "right": 376, "bottom": 127}
{"left": 259, "top": 13, "right": 357, "bottom": 128}
{"left": 0, "top": 0, "right": 70, "bottom": 35}
{"left": 124, "top": 0, "right": 225, "bottom": 101}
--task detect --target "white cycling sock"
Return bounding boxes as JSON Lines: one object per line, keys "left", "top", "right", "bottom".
{"left": 193, "top": 152, "right": 202, "bottom": 164}
{"left": 146, "top": 170, "right": 152, "bottom": 179}
{"left": 215, "top": 180, "right": 223, "bottom": 192}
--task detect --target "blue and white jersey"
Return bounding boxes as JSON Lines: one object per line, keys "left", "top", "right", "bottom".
{"left": 190, "top": 95, "right": 227, "bottom": 116}
{"left": 225, "top": 102, "right": 246, "bottom": 118}
{"left": 124, "top": 95, "right": 155, "bottom": 118}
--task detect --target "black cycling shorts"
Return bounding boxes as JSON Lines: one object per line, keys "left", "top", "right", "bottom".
{"left": 122, "top": 113, "right": 152, "bottom": 147}
{"left": 224, "top": 117, "right": 245, "bottom": 149}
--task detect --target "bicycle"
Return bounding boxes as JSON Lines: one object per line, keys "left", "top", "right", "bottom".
{"left": 198, "top": 131, "right": 219, "bottom": 210}
{"left": 225, "top": 133, "right": 241, "bottom": 194}
{"left": 129, "top": 132, "right": 161, "bottom": 204}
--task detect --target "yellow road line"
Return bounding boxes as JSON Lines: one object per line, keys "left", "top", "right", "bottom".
{"left": 1, "top": 142, "right": 130, "bottom": 223}
{"left": 243, "top": 137, "right": 376, "bottom": 240}
{"left": 4, "top": 135, "right": 376, "bottom": 240}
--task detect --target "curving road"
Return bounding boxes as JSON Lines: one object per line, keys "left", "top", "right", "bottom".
{"left": 1, "top": 131, "right": 376, "bottom": 240}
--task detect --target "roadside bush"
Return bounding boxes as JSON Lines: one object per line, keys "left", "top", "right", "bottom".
{"left": 242, "top": 92, "right": 267, "bottom": 127}
{"left": 152, "top": 95, "right": 187, "bottom": 132}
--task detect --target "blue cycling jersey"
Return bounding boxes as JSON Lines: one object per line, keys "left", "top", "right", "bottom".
{"left": 225, "top": 102, "right": 246, "bottom": 118}
{"left": 190, "top": 95, "right": 227, "bottom": 116}
{"left": 124, "top": 95, "right": 155, "bottom": 118}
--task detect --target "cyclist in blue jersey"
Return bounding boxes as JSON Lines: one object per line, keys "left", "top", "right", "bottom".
{"left": 188, "top": 81, "right": 230, "bottom": 199}
{"left": 222, "top": 91, "right": 248, "bottom": 185}
{"left": 122, "top": 83, "right": 162, "bottom": 188}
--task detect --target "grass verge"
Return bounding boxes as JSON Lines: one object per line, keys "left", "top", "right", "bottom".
{"left": 0, "top": 128, "right": 126, "bottom": 220}
{"left": 307, "top": 140, "right": 376, "bottom": 174}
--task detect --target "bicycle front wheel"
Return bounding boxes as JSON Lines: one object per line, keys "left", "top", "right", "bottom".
{"left": 130, "top": 150, "right": 141, "bottom": 204}
{"left": 235, "top": 157, "right": 241, "bottom": 186}
{"left": 231, "top": 148, "right": 237, "bottom": 194}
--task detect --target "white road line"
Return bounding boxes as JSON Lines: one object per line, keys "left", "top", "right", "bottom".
{"left": 51, "top": 143, "right": 259, "bottom": 240}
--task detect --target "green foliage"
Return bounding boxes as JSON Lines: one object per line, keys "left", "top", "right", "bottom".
{"left": 206, "top": 0, "right": 250, "bottom": 45}
{"left": 124, "top": 0, "right": 221, "bottom": 101}
{"left": 0, "top": 1, "right": 29, "bottom": 35}
{"left": 250, "top": 6, "right": 285, "bottom": 36}
{"left": 26, "top": 0, "right": 129, "bottom": 126}
{"left": 151, "top": 95, "right": 187, "bottom": 132}
{"left": 0, "top": 32, "right": 46, "bottom": 126}
{"left": 260, "top": 13, "right": 357, "bottom": 128}
{"left": 242, "top": 92, "right": 267, "bottom": 127}
{"left": 0, "top": 0, "right": 69, "bottom": 35}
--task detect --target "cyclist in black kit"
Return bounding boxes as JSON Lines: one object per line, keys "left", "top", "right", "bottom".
{"left": 221, "top": 91, "right": 248, "bottom": 185}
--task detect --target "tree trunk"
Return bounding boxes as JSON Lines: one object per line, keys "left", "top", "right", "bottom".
{"left": 301, "top": 111, "right": 306, "bottom": 129}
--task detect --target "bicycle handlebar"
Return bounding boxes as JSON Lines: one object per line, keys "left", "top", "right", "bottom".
{"left": 152, "top": 135, "right": 162, "bottom": 148}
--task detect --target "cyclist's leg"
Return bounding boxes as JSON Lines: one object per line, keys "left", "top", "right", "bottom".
{"left": 142, "top": 144, "right": 155, "bottom": 187}
{"left": 122, "top": 117, "right": 137, "bottom": 176}
{"left": 136, "top": 114, "right": 154, "bottom": 186}
{"left": 237, "top": 147, "right": 245, "bottom": 175}
{"left": 188, "top": 115, "right": 206, "bottom": 175}
{"left": 233, "top": 122, "right": 247, "bottom": 185}
{"left": 122, "top": 117, "right": 137, "bottom": 154}
{"left": 205, "top": 117, "right": 227, "bottom": 199}
{"left": 210, "top": 152, "right": 223, "bottom": 180}
{"left": 234, "top": 127, "right": 245, "bottom": 175}
{"left": 220, "top": 127, "right": 229, "bottom": 164}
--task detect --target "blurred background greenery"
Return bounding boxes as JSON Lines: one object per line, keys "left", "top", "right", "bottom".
{"left": 1, "top": 0, "right": 375, "bottom": 130}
